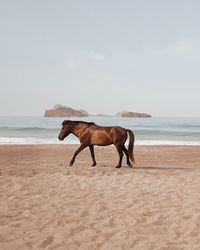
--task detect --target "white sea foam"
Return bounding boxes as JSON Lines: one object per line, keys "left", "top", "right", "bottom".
{"left": 0, "top": 137, "right": 77, "bottom": 145}
{"left": 1, "top": 137, "right": 200, "bottom": 146}
{"left": 135, "top": 140, "right": 200, "bottom": 146}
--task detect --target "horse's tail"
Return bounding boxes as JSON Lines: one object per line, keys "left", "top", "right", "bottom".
{"left": 127, "top": 129, "right": 135, "bottom": 163}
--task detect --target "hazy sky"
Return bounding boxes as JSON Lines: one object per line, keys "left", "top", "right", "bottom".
{"left": 1, "top": 0, "right": 200, "bottom": 117}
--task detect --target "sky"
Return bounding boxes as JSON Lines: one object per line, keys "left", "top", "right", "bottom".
{"left": 1, "top": 0, "right": 200, "bottom": 117}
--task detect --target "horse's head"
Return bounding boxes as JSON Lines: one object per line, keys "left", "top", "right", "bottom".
{"left": 58, "top": 120, "right": 72, "bottom": 141}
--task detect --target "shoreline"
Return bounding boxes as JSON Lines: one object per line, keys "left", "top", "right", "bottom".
{"left": 1, "top": 145, "right": 200, "bottom": 249}
{"left": 1, "top": 140, "right": 200, "bottom": 146}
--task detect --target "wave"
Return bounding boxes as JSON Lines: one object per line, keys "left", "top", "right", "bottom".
{"left": 0, "top": 126, "right": 59, "bottom": 131}
{"left": 135, "top": 140, "right": 200, "bottom": 146}
{"left": 1, "top": 126, "right": 200, "bottom": 136}
{"left": 134, "top": 129, "right": 200, "bottom": 137}
{"left": 0, "top": 137, "right": 77, "bottom": 145}
{"left": 1, "top": 137, "right": 200, "bottom": 145}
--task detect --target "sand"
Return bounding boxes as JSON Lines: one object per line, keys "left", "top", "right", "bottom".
{"left": 0, "top": 144, "right": 200, "bottom": 250}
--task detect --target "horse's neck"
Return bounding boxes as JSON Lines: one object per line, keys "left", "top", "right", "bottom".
{"left": 71, "top": 124, "right": 87, "bottom": 138}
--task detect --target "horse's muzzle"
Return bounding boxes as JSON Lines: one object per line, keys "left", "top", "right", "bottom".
{"left": 58, "top": 136, "right": 64, "bottom": 141}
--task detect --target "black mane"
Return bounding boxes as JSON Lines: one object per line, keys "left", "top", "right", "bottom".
{"left": 62, "top": 120, "right": 95, "bottom": 126}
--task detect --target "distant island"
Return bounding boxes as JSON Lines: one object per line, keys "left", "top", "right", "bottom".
{"left": 44, "top": 105, "right": 152, "bottom": 118}
{"left": 120, "top": 112, "right": 151, "bottom": 118}
{"left": 45, "top": 105, "right": 89, "bottom": 117}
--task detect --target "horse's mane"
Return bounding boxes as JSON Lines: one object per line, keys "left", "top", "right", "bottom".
{"left": 62, "top": 120, "right": 95, "bottom": 126}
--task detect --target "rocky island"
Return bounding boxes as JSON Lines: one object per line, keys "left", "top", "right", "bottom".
{"left": 44, "top": 105, "right": 88, "bottom": 117}
{"left": 120, "top": 111, "right": 152, "bottom": 118}
{"left": 44, "top": 105, "right": 152, "bottom": 118}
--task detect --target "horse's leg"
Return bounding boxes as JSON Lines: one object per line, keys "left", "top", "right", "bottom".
{"left": 122, "top": 145, "right": 133, "bottom": 168}
{"left": 89, "top": 145, "right": 96, "bottom": 167}
{"left": 115, "top": 144, "right": 124, "bottom": 168}
{"left": 70, "top": 144, "right": 87, "bottom": 166}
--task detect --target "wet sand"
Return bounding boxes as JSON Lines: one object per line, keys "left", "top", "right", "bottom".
{"left": 0, "top": 144, "right": 200, "bottom": 249}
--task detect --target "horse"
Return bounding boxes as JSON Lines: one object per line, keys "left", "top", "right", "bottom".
{"left": 58, "top": 120, "right": 135, "bottom": 168}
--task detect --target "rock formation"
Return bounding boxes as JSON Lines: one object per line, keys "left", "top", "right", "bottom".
{"left": 120, "top": 112, "right": 151, "bottom": 118}
{"left": 45, "top": 105, "right": 152, "bottom": 118}
{"left": 44, "top": 105, "right": 88, "bottom": 117}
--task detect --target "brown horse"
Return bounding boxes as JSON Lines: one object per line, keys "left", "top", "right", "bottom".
{"left": 58, "top": 120, "right": 135, "bottom": 168}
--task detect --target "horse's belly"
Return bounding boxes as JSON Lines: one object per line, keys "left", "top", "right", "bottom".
{"left": 94, "top": 141, "right": 112, "bottom": 146}
{"left": 90, "top": 133, "right": 112, "bottom": 146}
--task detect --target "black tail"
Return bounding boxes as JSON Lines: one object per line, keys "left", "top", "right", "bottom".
{"left": 127, "top": 129, "right": 135, "bottom": 163}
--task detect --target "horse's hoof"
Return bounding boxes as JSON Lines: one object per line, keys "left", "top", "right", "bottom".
{"left": 69, "top": 162, "right": 73, "bottom": 167}
{"left": 91, "top": 163, "right": 96, "bottom": 167}
{"left": 115, "top": 166, "right": 121, "bottom": 168}
{"left": 128, "top": 164, "right": 133, "bottom": 168}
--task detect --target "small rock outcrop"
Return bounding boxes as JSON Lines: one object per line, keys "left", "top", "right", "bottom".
{"left": 120, "top": 112, "right": 151, "bottom": 118}
{"left": 44, "top": 105, "right": 88, "bottom": 117}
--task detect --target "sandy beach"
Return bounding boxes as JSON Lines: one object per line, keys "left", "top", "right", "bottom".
{"left": 0, "top": 144, "right": 200, "bottom": 250}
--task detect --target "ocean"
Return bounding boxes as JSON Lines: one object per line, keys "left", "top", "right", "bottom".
{"left": 0, "top": 116, "right": 200, "bottom": 145}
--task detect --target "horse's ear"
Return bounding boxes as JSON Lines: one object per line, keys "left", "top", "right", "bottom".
{"left": 62, "top": 120, "right": 68, "bottom": 125}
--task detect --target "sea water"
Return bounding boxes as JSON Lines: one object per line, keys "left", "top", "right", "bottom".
{"left": 0, "top": 116, "right": 200, "bottom": 145}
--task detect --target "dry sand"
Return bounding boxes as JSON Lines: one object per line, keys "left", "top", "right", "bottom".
{"left": 0, "top": 144, "right": 200, "bottom": 250}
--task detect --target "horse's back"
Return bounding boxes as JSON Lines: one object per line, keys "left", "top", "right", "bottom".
{"left": 87, "top": 125, "right": 113, "bottom": 146}
{"left": 84, "top": 125, "right": 127, "bottom": 146}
